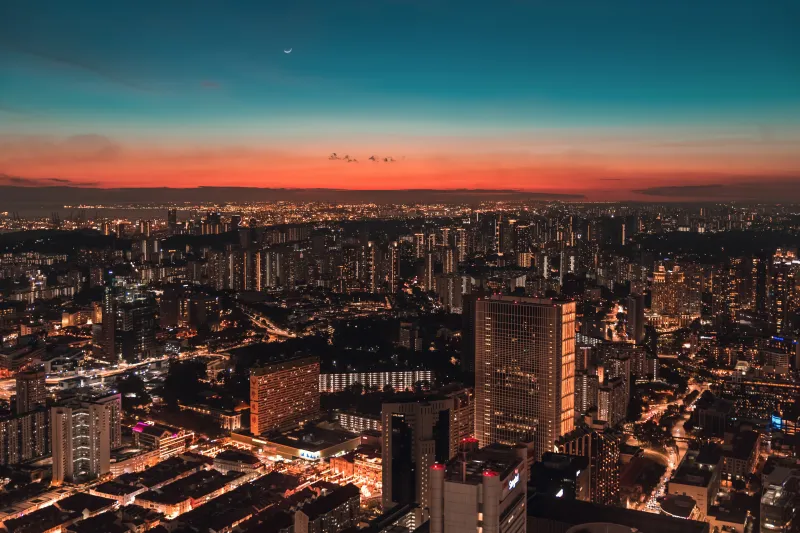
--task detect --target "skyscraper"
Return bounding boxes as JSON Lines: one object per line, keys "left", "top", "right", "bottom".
{"left": 381, "top": 391, "right": 475, "bottom": 517}
{"left": 474, "top": 296, "right": 576, "bottom": 460}
{"left": 429, "top": 442, "right": 527, "bottom": 533}
{"left": 625, "top": 293, "right": 645, "bottom": 343}
{"left": 51, "top": 400, "right": 112, "bottom": 484}
{"left": 100, "top": 281, "right": 117, "bottom": 364}
{"left": 15, "top": 368, "right": 46, "bottom": 414}
{"left": 250, "top": 357, "right": 320, "bottom": 435}
{"left": 556, "top": 426, "right": 620, "bottom": 506}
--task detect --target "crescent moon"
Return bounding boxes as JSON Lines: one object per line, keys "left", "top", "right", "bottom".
{"left": 284, "top": 48, "right": 292, "bottom": 54}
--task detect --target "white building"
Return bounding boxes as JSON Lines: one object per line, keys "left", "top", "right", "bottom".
{"left": 51, "top": 401, "right": 112, "bottom": 484}
{"left": 429, "top": 443, "right": 527, "bottom": 533}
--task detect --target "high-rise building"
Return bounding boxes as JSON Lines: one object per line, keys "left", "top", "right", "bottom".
{"left": 423, "top": 252, "right": 435, "bottom": 292}
{"left": 625, "top": 294, "right": 645, "bottom": 343}
{"left": 92, "top": 392, "right": 122, "bottom": 449}
{"left": 575, "top": 370, "right": 599, "bottom": 416}
{"left": 0, "top": 409, "right": 49, "bottom": 465}
{"left": 100, "top": 282, "right": 117, "bottom": 364}
{"left": 556, "top": 426, "right": 620, "bottom": 506}
{"left": 167, "top": 208, "right": 178, "bottom": 235}
{"left": 381, "top": 391, "right": 475, "bottom": 515}
{"left": 597, "top": 377, "right": 626, "bottom": 427}
{"left": 414, "top": 233, "right": 425, "bottom": 259}
{"left": 429, "top": 442, "right": 527, "bottom": 533}
{"left": 530, "top": 452, "right": 590, "bottom": 501}
{"left": 116, "top": 299, "right": 158, "bottom": 362}
{"left": 474, "top": 296, "right": 576, "bottom": 460}
{"left": 387, "top": 241, "right": 400, "bottom": 293}
{"left": 443, "top": 247, "right": 457, "bottom": 274}
{"left": 51, "top": 400, "right": 112, "bottom": 484}
{"left": 250, "top": 357, "right": 320, "bottom": 435}
{"left": 15, "top": 368, "right": 46, "bottom": 415}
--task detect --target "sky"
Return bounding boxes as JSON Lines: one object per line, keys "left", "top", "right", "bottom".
{"left": 1, "top": 0, "right": 799, "bottom": 200}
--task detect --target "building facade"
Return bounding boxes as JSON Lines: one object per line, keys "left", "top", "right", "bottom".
{"left": 250, "top": 357, "right": 320, "bottom": 435}
{"left": 474, "top": 296, "right": 576, "bottom": 460}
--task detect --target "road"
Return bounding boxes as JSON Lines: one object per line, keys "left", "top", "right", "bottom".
{"left": 0, "top": 356, "right": 170, "bottom": 400}
{"left": 637, "top": 380, "right": 708, "bottom": 513}
{"left": 237, "top": 304, "right": 296, "bottom": 338}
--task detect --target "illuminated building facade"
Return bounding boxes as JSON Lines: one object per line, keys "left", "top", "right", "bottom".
{"left": 474, "top": 296, "right": 576, "bottom": 460}
{"left": 556, "top": 426, "right": 620, "bottom": 506}
{"left": 250, "top": 356, "right": 320, "bottom": 435}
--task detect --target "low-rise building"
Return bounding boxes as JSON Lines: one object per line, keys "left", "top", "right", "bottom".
{"left": 667, "top": 445, "right": 722, "bottom": 520}
{"left": 721, "top": 430, "right": 760, "bottom": 483}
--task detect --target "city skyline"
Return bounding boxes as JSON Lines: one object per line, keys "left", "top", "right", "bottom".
{"left": 2, "top": 1, "right": 800, "bottom": 200}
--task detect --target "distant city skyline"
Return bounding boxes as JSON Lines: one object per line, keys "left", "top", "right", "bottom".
{"left": 1, "top": 1, "right": 799, "bottom": 199}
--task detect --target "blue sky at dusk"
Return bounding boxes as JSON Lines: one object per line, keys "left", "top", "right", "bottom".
{"left": 1, "top": 0, "right": 798, "bottom": 197}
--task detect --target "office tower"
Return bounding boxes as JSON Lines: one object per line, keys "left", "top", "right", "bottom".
{"left": 100, "top": 282, "right": 117, "bottom": 364}
{"left": 250, "top": 357, "right": 320, "bottom": 435}
{"left": 92, "top": 392, "right": 122, "bottom": 449}
{"left": 51, "top": 400, "right": 112, "bottom": 484}
{"left": 474, "top": 296, "right": 576, "bottom": 460}
{"left": 625, "top": 293, "right": 645, "bottom": 343}
{"left": 0, "top": 409, "right": 50, "bottom": 465}
{"left": 597, "top": 377, "right": 626, "bottom": 427}
{"left": 429, "top": 443, "right": 527, "bottom": 533}
{"left": 15, "top": 368, "right": 46, "bottom": 414}
{"left": 382, "top": 392, "right": 475, "bottom": 515}
{"left": 556, "top": 426, "right": 620, "bottom": 506}
{"left": 530, "top": 452, "right": 590, "bottom": 501}
{"left": 414, "top": 233, "right": 426, "bottom": 259}
{"left": 101, "top": 221, "right": 112, "bottom": 236}
{"left": 115, "top": 222, "right": 127, "bottom": 238}
{"left": 461, "top": 294, "right": 477, "bottom": 378}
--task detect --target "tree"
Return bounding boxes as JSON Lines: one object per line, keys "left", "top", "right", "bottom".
{"left": 162, "top": 360, "right": 207, "bottom": 407}
{"left": 346, "top": 382, "right": 364, "bottom": 396}
{"left": 383, "top": 384, "right": 395, "bottom": 394}
{"left": 116, "top": 374, "right": 151, "bottom": 411}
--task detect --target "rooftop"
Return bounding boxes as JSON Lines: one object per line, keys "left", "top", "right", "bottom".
{"left": 266, "top": 425, "right": 359, "bottom": 453}
{"left": 527, "top": 494, "right": 709, "bottom": 533}
{"left": 442, "top": 443, "right": 523, "bottom": 485}
{"left": 670, "top": 448, "right": 720, "bottom": 488}
{"left": 722, "top": 430, "right": 759, "bottom": 461}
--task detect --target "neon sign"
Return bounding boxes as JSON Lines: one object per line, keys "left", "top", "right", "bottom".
{"left": 508, "top": 472, "right": 520, "bottom": 490}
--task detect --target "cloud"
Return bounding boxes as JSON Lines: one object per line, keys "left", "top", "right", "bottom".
{"left": 0, "top": 173, "right": 98, "bottom": 187}
{"left": 1, "top": 41, "right": 156, "bottom": 93}
{"left": 633, "top": 179, "right": 800, "bottom": 201}
{"left": 633, "top": 184, "right": 726, "bottom": 197}
{"left": 0, "top": 134, "right": 122, "bottom": 165}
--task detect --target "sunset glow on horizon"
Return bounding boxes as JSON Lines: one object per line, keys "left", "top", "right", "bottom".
{"left": 2, "top": 1, "right": 799, "bottom": 200}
